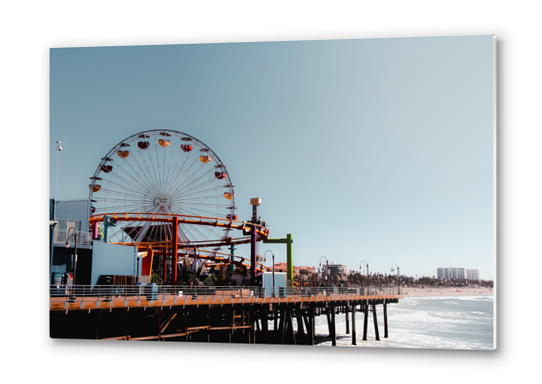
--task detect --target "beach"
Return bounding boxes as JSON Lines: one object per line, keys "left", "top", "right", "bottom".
{"left": 400, "top": 287, "right": 493, "bottom": 297}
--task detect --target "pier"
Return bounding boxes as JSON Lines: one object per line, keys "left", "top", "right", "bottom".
{"left": 50, "top": 285, "right": 403, "bottom": 345}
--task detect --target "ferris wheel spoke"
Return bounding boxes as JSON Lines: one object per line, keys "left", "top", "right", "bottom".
{"left": 166, "top": 155, "right": 205, "bottom": 197}
{"left": 174, "top": 169, "right": 216, "bottom": 196}
{"left": 126, "top": 144, "right": 164, "bottom": 196}
{"left": 175, "top": 202, "right": 227, "bottom": 216}
{"left": 164, "top": 140, "right": 184, "bottom": 195}
{"left": 140, "top": 139, "right": 162, "bottom": 195}
{"left": 177, "top": 206, "right": 229, "bottom": 219}
{"left": 171, "top": 148, "right": 208, "bottom": 186}
{"left": 164, "top": 149, "right": 193, "bottom": 196}
{"left": 129, "top": 147, "right": 164, "bottom": 196}
{"left": 177, "top": 195, "right": 227, "bottom": 204}
{"left": 98, "top": 174, "right": 154, "bottom": 200}
{"left": 180, "top": 222, "right": 223, "bottom": 246}
{"left": 95, "top": 186, "right": 151, "bottom": 204}
{"left": 171, "top": 182, "right": 225, "bottom": 201}
{"left": 160, "top": 135, "right": 176, "bottom": 192}
{"left": 152, "top": 136, "right": 165, "bottom": 193}
{"left": 179, "top": 182, "right": 225, "bottom": 196}
{"left": 110, "top": 157, "right": 161, "bottom": 197}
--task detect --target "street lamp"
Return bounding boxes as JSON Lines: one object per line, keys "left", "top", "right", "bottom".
{"left": 360, "top": 260, "right": 369, "bottom": 293}
{"left": 54, "top": 140, "right": 62, "bottom": 219}
{"left": 391, "top": 263, "right": 400, "bottom": 294}
{"left": 65, "top": 227, "right": 78, "bottom": 288}
{"left": 264, "top": 250, "right": 275, "bottom": 297}
{"left": 319, "top": 256, "right": 329, "bottom": 283}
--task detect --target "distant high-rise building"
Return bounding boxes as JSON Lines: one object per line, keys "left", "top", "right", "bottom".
{"left": 467, "top": 269, "right": 481, "bottom": 281}
{"left": 437, "top": 267, "right": 467, "bottom": 280}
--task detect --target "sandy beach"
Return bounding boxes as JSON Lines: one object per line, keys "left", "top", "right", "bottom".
{"left": 401, "top": 287, "right": 493, "bottom": 297}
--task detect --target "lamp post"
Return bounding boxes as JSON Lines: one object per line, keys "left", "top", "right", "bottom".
{"left": 54, "top": 141, "right": 62, "bottom": 220}
{"left": 65, "top": 227, "right": 78, "bottom": 289}
{"left": 319, "top": 256, "right": 329, "bottom": 285}
{"left": 391, "top": 263, "right": 400, "bottom": 294}
{"left": 360, "top": 260, "right": 369, "bottom": 294}
{"left": 265, "top": 250, "right": 275, "bottom": 297}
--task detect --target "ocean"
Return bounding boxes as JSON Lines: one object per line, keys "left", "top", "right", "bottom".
{"left": 313, "top": 295, "right": 495, "bottom": 350}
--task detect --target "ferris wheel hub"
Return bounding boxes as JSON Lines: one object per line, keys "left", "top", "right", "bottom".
{"left": 156, "top": 194, "right": 170, "bottom": 208}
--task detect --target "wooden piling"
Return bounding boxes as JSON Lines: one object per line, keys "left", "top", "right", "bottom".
{"left": 279, "top": 309, "right": 285, "bottom": 344}
{"left": 308, "top": 306, "right": 315, "bottom": 346}
{"left": 327, "top": 306, "right": 336, "bottom": 346}
{"left": 261, "top": 307, "right": 269, "bottom": 341}
{"left": 363, "top": 304, "right": 368, "bottom": 341}
{"left": 296, "top": 313, "right": 305, "bottom": 343}
{"left": 372, "top": 303, "right": 380, "bottom": 341}
{"left": 288, "top": 310, "right": 296, "bottom": 345}
{"left": 383, "top": 301, "right": 388, "bottom": 338}
{"left": 345, "top": 304, "right": 350, "bottom": 334}
{"left": 351, "top": 304, "right": 357, "bottom": 345}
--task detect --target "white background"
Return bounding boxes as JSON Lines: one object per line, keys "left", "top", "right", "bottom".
{"left": 1, "top": 0, "right": 539, "bottom": 382}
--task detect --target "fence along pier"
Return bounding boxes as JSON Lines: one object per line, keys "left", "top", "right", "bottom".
{"left": 50, "top": 286, "right": 402, "bottom": 345}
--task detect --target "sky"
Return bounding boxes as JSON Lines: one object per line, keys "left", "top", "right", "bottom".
{"left": 50, "top": 35, "right": 495, "bottom": 280}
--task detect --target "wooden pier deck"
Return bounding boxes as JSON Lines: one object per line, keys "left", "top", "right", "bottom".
{"left": 50, "top": 291, "right": 403, "bottom": 311}
{"left": 50, "top": 289, "right": 403, "bottom": 345}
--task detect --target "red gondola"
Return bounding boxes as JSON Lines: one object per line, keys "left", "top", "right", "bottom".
{"left": 214, "top": 171, "right": 226, "bottom": 179}
{"left": 181, "top": 144, "right": 193, "bottom": 152}
{"left": 137, "top": 134, "right": 150, "bottom": 149}
{"left": 100, "top": 165, "right": 113, "bottom": 173}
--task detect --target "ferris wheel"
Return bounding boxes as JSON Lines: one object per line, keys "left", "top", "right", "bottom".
{"left": 88, "top": 129, "right": 236, "bottom": 251}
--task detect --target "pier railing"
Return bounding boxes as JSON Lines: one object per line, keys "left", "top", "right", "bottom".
{"left": 50, "top": 284, "right": 401, "bottom": 305}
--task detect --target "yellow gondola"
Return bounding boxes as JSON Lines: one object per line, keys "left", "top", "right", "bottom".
{"left": 117, "top": 150, "right": 130, "bottom": 158}
{"left": 200, "top": 155, "right": 211, "bottom": 163}
{"left": 158, "top": 139, "right": 170, "bottom": 148}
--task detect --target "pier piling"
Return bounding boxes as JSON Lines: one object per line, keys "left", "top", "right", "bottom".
{"left": 363, "top": 304, "right": 369, "bottom": 341}
{"left": 345, "top": 304, "right": 349, "bottom": 334}
{"left": 384, "top": 301, "right": 388, "bottom": 338}
{"left": 372, "top": 304, "right": 380, "bottom": 341}
{"left": 351, "top": 304, "right": 357, "bottom": 345}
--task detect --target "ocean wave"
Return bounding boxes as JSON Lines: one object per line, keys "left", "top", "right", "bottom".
{"left": 313, "top": 295, "right": 494, "bottom": 350}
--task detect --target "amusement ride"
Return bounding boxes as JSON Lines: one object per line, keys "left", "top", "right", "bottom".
{"left": 87, "top": 130, "right": 270, "bottom": 284}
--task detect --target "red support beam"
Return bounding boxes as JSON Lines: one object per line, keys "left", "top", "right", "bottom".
{"left": 172, "top": 216, "right": 178, "bottom": 284}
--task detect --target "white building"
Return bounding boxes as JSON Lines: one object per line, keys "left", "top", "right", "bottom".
{"left": 323, "top": 262, "right": 348, "bottom": 278}
{"left": 467, "top": 269, "right": 481, "bottom": 281}
{"left": 437, "top": 267, "right": 467, "bottom": 280}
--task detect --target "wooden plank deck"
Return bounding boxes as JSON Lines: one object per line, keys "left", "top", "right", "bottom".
{"left": 50, "top": 293, "right": 404, "bottom": 311}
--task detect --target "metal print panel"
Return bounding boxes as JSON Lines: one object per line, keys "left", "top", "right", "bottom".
{"left": 49, "top": 35, "right": 496, "bottom": 350}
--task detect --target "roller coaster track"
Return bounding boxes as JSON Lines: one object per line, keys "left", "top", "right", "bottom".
{"left": 89, "top": 212, "right": 269, "bottom": 240}
{"left": 89, "top": 212, "right": 271, "bottom": 273}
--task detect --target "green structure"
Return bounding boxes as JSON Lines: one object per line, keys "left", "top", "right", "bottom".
{"left": 263, "top": 234, "right": 293, "bottom": 286}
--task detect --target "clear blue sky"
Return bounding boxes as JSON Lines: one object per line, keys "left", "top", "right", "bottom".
{"left": 50, "top": 35, "right": 494, "bottom": 280}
